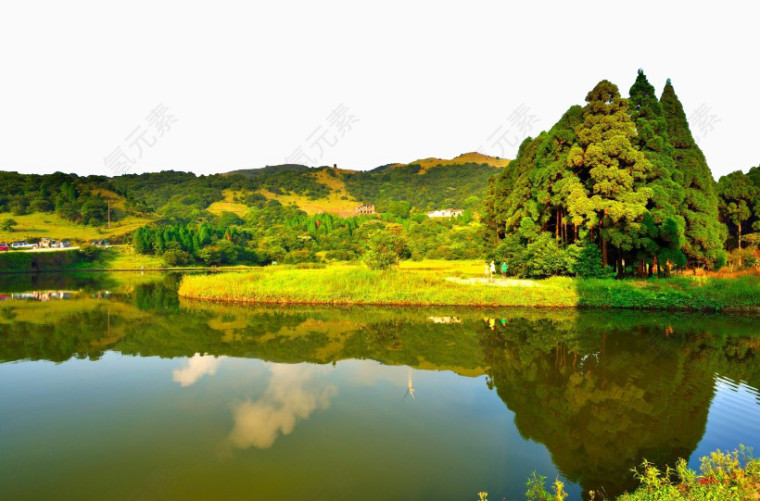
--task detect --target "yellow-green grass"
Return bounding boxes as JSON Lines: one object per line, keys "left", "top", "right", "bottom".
{"left": 178, "top": 264, "right": 760, "bottom": 311}
{"left": 209, "top": 181, "right": 360, "bottom": 217}
{"left": 206, "top": 189, "right": 250, "bottom": 217}
{"left": 95, "top": 245, "right": 167, "bottom": 269}
{"left": 0, "top": 211, "right": 153, "bottom": 244}
{"left": 399, "top": 259, "right": 483, "bottom": 276}
{"left": 260, "top": 188, "right": 359, "bottom": 216}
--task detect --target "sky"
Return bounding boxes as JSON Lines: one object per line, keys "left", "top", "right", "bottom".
{"left": 0, "top": 0, "right": 757, "bottom": 179}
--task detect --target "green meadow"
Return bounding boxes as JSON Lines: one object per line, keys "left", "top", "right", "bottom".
{"left": 177, "top": 262, "right": 760, "bottom": 312}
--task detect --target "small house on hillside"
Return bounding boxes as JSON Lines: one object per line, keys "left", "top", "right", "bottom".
{"left": 427, "top": 209, "right": 464, "bottom": 218}
{"left": 355, "top": 204, "right": 376, "bottom": 215}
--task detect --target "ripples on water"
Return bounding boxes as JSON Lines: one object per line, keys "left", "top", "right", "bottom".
{"left": 0, "top": 273, "right": 759, "bottom": 500}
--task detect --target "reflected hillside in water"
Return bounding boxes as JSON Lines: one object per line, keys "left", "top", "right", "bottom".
{"left": 1, "top": 274, "right": 759, "bottom": 498}
{"left": 481, "top": 313, "right": 760, "bottom": 497}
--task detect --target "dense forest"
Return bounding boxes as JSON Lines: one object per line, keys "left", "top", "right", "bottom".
{"left": 131, "top": 199, "right": 479, "bottom": 266}
{"left": 483, "top": 70, "right": 760, "bottom": 277}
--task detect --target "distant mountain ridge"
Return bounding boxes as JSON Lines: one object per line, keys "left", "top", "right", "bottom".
{"left": 224, "top": 164, "right": 311, "bottom": 177}
{"left": 0, "top": 153, "right": 509, "bottom": 224}
{"left": 227, "top": 152, "right": 509, "bottom": 177}
{"left": 209, "top": 152, "right": 508, "bottom": 215}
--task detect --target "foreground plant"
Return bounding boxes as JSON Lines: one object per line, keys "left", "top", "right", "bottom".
{"left": 617, "top": 446, "right": 760, "bottom": 500}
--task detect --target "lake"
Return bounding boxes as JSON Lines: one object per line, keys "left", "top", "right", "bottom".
{"left": 1, "top": 272, "right": 759, "bottom": 500}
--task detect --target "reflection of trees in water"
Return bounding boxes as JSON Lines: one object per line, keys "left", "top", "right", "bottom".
{"left": 2, "top": 288, "right": 760, "bottom": 497}
{"left": 479, "top": 313, "right": 760, "bottom": 499}
{"left": 0, "top": 307, "right": 117, "bottom": 362}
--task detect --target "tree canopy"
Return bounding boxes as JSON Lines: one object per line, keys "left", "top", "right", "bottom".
{"left": 484, "top": 71, "right": 731, "bottom": 276}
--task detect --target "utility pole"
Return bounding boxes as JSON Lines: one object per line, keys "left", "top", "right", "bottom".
{"left": 107, "top": 200, "right": 111, "bottom": 228}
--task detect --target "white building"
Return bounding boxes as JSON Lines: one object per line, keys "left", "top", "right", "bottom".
{"left": 427, "top": 208, "right": 464, "bottom": 218}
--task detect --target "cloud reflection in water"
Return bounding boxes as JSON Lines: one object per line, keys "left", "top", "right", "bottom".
{"left": 229, "top": 364, "right": 337, "bottom": 449}
{"left": 173, "top": 353, "right": 224, "bottom": 387}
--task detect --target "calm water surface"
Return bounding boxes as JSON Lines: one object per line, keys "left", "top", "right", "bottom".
{"left": 1, "top": 273, "right": 759, "bottom": 500}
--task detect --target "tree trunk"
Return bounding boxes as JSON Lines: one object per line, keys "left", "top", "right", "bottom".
{"left": 738, "top": 221, "right": 742, "bottom": 249}
{"left": 574, "top": 224, "right": 578, "bottom": 241}
{"left": 616, "top": 256, "right": 624, "bottom": 278}
{"left": 556, "top": 211, "right": 560, "bottom": 242}
{"left": 601, "top": 237, "right": 608, "bottom": 268}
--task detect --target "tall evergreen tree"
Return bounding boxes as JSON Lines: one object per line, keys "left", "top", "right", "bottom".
{"left": 567, "top": 80, "right": 652, "bottom": 268}
{"left": 660, "top": 79, "right": 726, "bottom": 267}
{"left": 628, "top": 70, "right": 686, "bottom": 273}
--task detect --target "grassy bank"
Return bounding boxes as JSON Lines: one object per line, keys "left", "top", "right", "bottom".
{"left": 177, "top": 264, "right": 760, "bottom": 311}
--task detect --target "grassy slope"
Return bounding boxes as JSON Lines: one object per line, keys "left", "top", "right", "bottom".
{"left": 388, "top": 152, "right": 511, "bottom": 174}
{"left": 206, "top": 190, "right": 250, "bottom": 217}
{"left": 177, "top": 262, "right": 760, "bottom": 311}
{"left": 0, "top": 188, "right": 153, "bottom": 244}
{"left": 209, "top": 168, "right": 360, "bottom": 217}
{"left": 260, "top": 168, "right": 360, "bottom": 216}
{"left": 0, "top": 211, "right": 152, "bottom": 243}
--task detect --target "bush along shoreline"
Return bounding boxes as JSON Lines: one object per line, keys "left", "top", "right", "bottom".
{"left": 177, "top": 266, "right": 760, "bottom": 312}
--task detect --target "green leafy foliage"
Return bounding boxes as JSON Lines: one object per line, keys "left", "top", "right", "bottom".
{"left": 363, "top": 230, "right": 407, "bottom": 270}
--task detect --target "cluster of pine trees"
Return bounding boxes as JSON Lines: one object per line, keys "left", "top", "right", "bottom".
{"left": 483, "top": 70, "right": 737, "bottom": 277}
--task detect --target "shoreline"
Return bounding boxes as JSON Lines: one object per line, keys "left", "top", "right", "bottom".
{"left": 178, "top": 294, "right": 760, "bottom": 313}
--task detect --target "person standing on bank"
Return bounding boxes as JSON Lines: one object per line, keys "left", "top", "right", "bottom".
{"left": 489, "top": 261, "right": 496, "bottom": 281}
{"left": 501, "top": 261, "right": 508, "bottom": 278}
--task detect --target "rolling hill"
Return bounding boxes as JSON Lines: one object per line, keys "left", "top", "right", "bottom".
{"left": 0, "top": 152, "right": 508, "bottom": 243}
{"left": 216, "top": 152, "right": 507, "bottom": 216}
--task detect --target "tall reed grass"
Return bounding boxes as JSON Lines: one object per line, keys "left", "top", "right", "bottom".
{"left": 178, "top": 265, "right": 760, "bottom": 311}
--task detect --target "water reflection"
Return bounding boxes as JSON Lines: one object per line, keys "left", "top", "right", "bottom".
{"left": 172, "top": 353, "right": 224, "bottom": 387}
{"left": 0, "top": 273, "right": 759, "bottom": 499}
{"left": 229, "top": 363, "right": 337, "bottom": 449}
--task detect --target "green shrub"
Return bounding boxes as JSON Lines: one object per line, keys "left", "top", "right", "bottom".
{"left": 324, "top": 249, "right": 355, "bottom": 262}
{"left": 197, "top": 248, "right": 221, "bottom": 266}
{"left": 363, "top": 230, "right": 405, "bottom": 270}
{"left": 77, "top": 244, "right": 100, "bottom": 262}
{"left": 162, "top": 249, "right": 194, "bottom": 267}
{"left": 283, "top": 249, "right": 319, "bottom": 264}
{"left": 0, "top": 218, "right": 18, "bottom": 232}
{"left": 728, "top": 248, "right": 760, "bottom": 270}
{"left": 571, "top": 242, "right": 614, "bottom": 278}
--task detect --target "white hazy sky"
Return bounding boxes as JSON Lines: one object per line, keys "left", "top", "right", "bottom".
{"left": 0, "top": 1, "right": 756, "bottom": 178}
